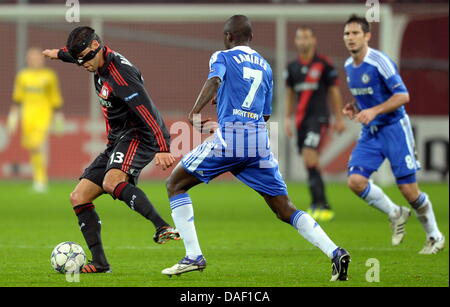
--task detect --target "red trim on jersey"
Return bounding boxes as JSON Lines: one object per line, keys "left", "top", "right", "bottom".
{"left": 136, "top": 105, "right": 168, "bottom": 152}
{"left": 101, "top": 106, "right": 111, "bottom": 135}
{"left": 295, "top": 62, "right": 324, "bottom": 129}
{"left": 122, "top": 139, "right": 140, "bottom": 173}
{"left": 108, "top": 63, "right": 128, "bottom": 86}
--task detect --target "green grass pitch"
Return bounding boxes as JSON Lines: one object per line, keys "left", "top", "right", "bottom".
{"left": 0, "top": 180, "right": 448, "bottom": 287}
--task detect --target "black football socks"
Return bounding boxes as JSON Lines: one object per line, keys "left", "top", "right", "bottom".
{"left": 307, "top": 167, "right": 330, "bottom": 210}
{"left": 113, "top": 182, "right": 168, "bottom": 229}
{"left": 73, "top": 203, "right": 109, "bottom": 267}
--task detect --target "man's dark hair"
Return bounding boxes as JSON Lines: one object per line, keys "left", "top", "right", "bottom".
{"left": 297, "top": 25, "right": 315, "bottom": 35}
{"left": 66, "top": 26, "right": 102, "bottom": 58}
{"left": 345, "top": 14, "right": 371, "bottom": 33}
{"left": 224, "top": 15, "right": 253, "bottom": 43}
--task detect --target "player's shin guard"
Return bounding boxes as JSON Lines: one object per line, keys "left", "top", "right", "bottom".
{"left": 73, "top": 203, "right": 109, "bottom": 267}
{"left": 307, "top": 167, "right": 328, "bottom": 208}
{"left": 410, "top": 193, "right": 442, "bottom": 239}
{"left": 359, "top": 181, "right": 400, "bottom": 218}
{"left": 170, "top": 193, "right": 203, "bottom": 259}
{"left": 290, "top": 210, "right": 338, "bottom": 259}
{"left": 113, "top": 182, "right": 168, "bottom": 229}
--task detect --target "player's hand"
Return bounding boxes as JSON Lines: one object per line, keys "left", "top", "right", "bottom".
{"left": 332, "top": 118, "right": 346, "bottom": 134}
{"left": 42, "top": 49, "right": 59, "bottom": 60}
{"left": 6, "top": 110, "right": 19, "bottom": 135}
{"left": 52, "top": 112, "right": 65, "bottom": 135}
{"left": 190, "top": 116, "right": 218, "bottom": 134}
{"left": 155, "top": 152, "right": 176, "bottom": 171}
{"left": 355, "top": 108, "right": 378, "bottom": 125}
{"left": 342, "top": 102, "right": 358, "bottom": 120}
{"left": 285, "top": 118, "right": 293, "bottom": 137}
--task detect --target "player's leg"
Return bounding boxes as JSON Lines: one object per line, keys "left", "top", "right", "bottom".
{"left": 298, "top": 123, "right": 332, "bottom": 221}
{"left": 398, "top": 181, "right": 444, "bottom": 254}
{"left": 234, "top": 153, "right": 350, "bottom": 281}
{"left": 302, "top": 147, "right": 333, "bottom": 221}
{"left": 22, "top": 123, "right": 49, "bottom": 193}
{"left": 262, "top": 193, "right": 350, "bottom": 281}
{"left": 103, "top": 139, "right": 179, "bottom": 244}
{"left": 162, "top": 140, "right": 230, "bottom": 276}
{"left": 69, "top": 178, "right": 110, "bottom": 273}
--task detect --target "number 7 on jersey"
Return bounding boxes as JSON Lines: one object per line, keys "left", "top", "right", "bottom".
{"left": 241, "top": 67, "right": 263, "bottom": 109}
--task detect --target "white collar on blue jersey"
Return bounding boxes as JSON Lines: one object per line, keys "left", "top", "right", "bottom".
{"left": 223, "top": 45, "right": 257, "bottom": 54}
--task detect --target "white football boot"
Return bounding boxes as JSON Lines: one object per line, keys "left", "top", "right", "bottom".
{"left": 419, "top": 236, "right": 445, "bottom": 254}
{"left": 389, "top": 206, "right": 411, "bottom": 246}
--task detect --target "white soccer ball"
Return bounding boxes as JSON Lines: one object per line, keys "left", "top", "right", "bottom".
{"left": 50, "top": 242, "right": 86, "bottom": 273}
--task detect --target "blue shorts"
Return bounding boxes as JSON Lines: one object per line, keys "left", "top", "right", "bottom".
{"left": 181, "top": 134, "right": 288, "bottom": 197}
{"left": 348, "top": 115, "right": 420, "bottom": 184}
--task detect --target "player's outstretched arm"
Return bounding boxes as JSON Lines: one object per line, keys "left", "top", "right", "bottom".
{"left": 188, "top": 77, "right": 221, "bottom": 133}
{"left": 42, "top": 49, "right": 59, "bottom": 60}
{"left": 42, "top": 48, "right": 77, "bottom": 63}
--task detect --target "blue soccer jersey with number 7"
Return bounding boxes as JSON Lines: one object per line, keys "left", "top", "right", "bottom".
{"left": 208, "top": 46, "right": 273, "bottom": 127}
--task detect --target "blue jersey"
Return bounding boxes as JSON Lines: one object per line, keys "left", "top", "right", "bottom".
{"left": 208, "top": 46, "right": 273, "bottom": 128}
{"left": 345, "top": 48, "right": 408, "bottom": 126}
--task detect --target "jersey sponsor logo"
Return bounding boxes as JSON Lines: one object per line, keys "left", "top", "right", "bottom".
{"left": 362, "top": 73, "right": 370, "bottom": 84}
{"left": 350, "top": 87, "right": 374, "bottom": 96}
{"left": 294, "top": 82, "right": 319, "bottom": 92}
{"left": 232, "top": 108, "right": 259, "bottom": 120}
{"left": 124, "top": 92, "right": 139, "bottom": 102}
{"left": 98, "top": 97, "right": 112, "bottom": 108}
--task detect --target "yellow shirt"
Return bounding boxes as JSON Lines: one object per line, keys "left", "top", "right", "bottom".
{"left": 13, "top": 67, "right": 62, "bottom": 127}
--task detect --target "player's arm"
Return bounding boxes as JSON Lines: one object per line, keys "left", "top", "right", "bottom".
{"left": 284, "top": 87, "right": 296, "bottom": 136}
{"left": 48, "top": 71, "right": 65, "bottom": 134}
{"left": 112, "top": 65, "right": 174, "bottom": 170}
{"left": 7, "top": 73, "right": 24, "bottom": 134}
{"left": 328, "top": 85, "right": 346, "bottom": 133}
{"left": 189, "top": 51, "right": 226, "bottom": 133}
{"left": 42, "top": 48, "right": 77, "bottom": 64}
{"left": 355, "top": 93, "right": 409, "bottom": 125}
{"left": 188, "top": 77, "right": 221, "bottom": 133}
{"left": 342, "top": 100, "right": 359, "bottom": 120}
{"left": 355, "top": 59, "right": 409, "bottom": 125}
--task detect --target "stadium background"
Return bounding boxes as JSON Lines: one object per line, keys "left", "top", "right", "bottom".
{"left": 0, "top": 0, "right": 448, "bottom": 184}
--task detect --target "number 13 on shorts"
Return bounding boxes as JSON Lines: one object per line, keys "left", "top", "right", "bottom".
{"left": 110, "top": 152, "right": 124, "bottom": 165}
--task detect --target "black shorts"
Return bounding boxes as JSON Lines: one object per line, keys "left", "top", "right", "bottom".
{"left": 80, "top": 133, "right": 157, "bottom": 188}
{"left": 297, "top": 121, "right": 329, "bottom": 152}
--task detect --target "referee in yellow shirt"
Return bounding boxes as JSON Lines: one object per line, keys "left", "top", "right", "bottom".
{"left": 7, "top": 47, "right": 64, "bottom": 192}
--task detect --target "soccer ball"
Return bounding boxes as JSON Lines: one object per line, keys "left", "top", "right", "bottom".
{"left": 50, "top": 242, "right": 86, "bottom": 273}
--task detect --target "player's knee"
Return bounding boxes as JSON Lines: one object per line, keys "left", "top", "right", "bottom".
{"left": 70, "top": 190, "right": 85, "bottom": 207}
{"left": 166, "top": 177, "right": 179, "bottom": 197}
{"left": 102, "top": 180, "right": 116, "bottom": 195}
{"left": 347, "top": 175, "right": 367, "bottom": 194}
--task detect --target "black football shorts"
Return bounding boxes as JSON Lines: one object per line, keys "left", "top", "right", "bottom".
{"left": 80, "top": 133, "right": 157, "bottom": 187}
{"left": 297, "top": 121, "right": 329, "bottom": 152}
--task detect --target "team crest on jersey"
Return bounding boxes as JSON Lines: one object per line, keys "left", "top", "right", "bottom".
{"left": 309, "top": 68, "right": 321, "bottom": 79}
{"left": 99, "top": 82, "right": 112, "bottom": 100}
{"left": 301, "top": 66, "right": 308, "bottom": 74}
{"left": 362, "top": 73, "right": 370, "bottom": 84}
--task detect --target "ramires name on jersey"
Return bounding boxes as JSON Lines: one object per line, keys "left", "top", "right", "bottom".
{"left": 232, "top": 53, "right": 268, "bottom": 71}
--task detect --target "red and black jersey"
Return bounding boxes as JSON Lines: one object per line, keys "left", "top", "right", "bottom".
{"left": 286, "top": 53, "right": 339, "bottom": 129}
{"left": 58, "top": 46, "right": 170, "bottom": 152}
